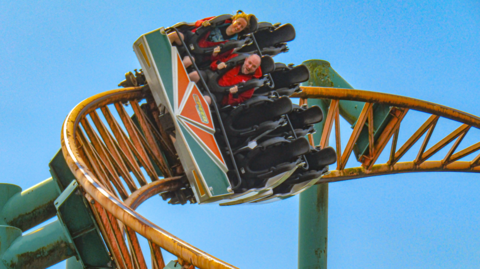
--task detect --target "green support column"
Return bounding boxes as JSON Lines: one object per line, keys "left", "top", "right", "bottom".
{"left": 0, "top": 178, "right": 61, "bottom": 231}
{"left": 299, "top": 60, "right": 359, "bottom": 268}
{"left": 0, "top": 220, "right": 76, "bottom": 269}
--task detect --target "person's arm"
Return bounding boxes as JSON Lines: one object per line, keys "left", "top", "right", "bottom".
{"left": 210, "top": 53, "right": 237, "bottom": 71}
{"left": 224, "top": 88, "right": 255, "bottom": 106}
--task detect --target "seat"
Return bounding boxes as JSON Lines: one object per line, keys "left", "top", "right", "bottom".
{"left": 222, "top": 96, "right": 293, "bottom": 148}
{"left": 273, "top": 147, "right": 337, "bottom": 195}
{"left": 237, "top": 23, "right": 296, "bottom": 56}
{"left": 254, "top": 64, "right": 309, "bottom": 96}
{"left": 264, "top": 104, "right": 323, "bottom": 139}
{"left": 233, "top": 137, "right": 311, "bottom": 191}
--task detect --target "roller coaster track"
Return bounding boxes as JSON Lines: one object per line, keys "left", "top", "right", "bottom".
{"left": 61, "top": 85, "right": 480, "bottom": 268}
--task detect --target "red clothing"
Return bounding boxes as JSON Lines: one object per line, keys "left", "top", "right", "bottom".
{"left": 210, "top": 54, "right": 262, "bottom": 106}
{"left": 191, "top": 17, "right": 234, "bottom": 61}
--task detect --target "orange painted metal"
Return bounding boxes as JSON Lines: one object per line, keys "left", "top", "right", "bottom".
{"left": 115, "top": 102, "right": 160, "bottom": 180}
{"left": 149, "top": 241, "right": 166, "bottom": 269}
{"left": 339, "top": 103, "right": 373, "bottom": 170}
{"left": 319, "top": 100, "right": 338, "bottom": 149}
{"left": 124, "top": 177, "right": 183, "bottom": 210}
{"left": 419, "top": 124, "right": 470, "bottom": 163}
{"left": 131, "top": 100, "right": 172, "bottom": 177}
{"left": 90, "top": 111, "right": 138, "bottom": 192}
{"left": 294, "top": 87, "right": 480, "bottom": 128}
{"left": 176, "top": 53, "right": 191, "bottom": 108}
{"left": 449, "top": 142, "right": 480, "bottom": 163}
{"left": 391, "top": 115, "right": 439, "bottom": 166}
{"left": 334, "top": 109, "right": 342, "bottom": 170}
{"left": 388, "top": 129, "right": 399, "bottom": 166}
{"left": 126, "top": 226, "right": 148, "bottom": 269}
{"left": 442, "top": 127, "right": 470, "bottom": 166}
{"left": 62, "top": 87, "right": 238, "bottom": 269}
{"left": 183, "top": 121, "right": 226, "bottom": 166}
{"left": 77, "top": 129, "right": 120, "bottom": 197}
{"left": 90, "top": 198, "right": 128, "bottom": 268}
{"left": 363, "top": 108, "right": 408, "bottom": 170}
{"left": 321, "top": 161, "right": 480, "bottom": 182}
{"left": 102, "top": 106, "right": 148, "bottom": 186}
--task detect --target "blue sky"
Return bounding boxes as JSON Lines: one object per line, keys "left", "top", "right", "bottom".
{"left": 1, "top": 1, "right": 479, "bottom": 268}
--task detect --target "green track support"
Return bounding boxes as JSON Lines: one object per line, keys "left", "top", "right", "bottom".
{"left": 0, "top": 221, "right": 76, "bottom": 269}
{"left": 0, "top": 178, "right": 61, "bottom": 232}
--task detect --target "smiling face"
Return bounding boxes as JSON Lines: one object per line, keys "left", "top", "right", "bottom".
{"left": 227, "top": 18, "right": 248, "bottom": 35}
{"left": 242, "top": 54, "right": 261, "bottom": 74}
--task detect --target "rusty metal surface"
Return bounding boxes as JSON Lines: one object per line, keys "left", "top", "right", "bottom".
{"left": 292, "top": 86, "right": 480, "bottom": 183}
{"left": 61, "top": 87, "right": 238, "bottom": 269}
{"left": 294, "top": 87, "right": 480, "bottom": 128}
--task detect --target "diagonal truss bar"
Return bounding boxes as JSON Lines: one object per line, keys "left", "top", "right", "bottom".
{"left": 115, "top": 102, "right": 160, "bottom": 180}
{"left": 90, "top": 111, "right": 138, "bottom": 192}
{"left": 443, "top": 126, "right": 470, "bottom": 166}
{"left": 391, "top": 115, "right": 439, "bottom": 165}
{"left": 339, "top": 103, "right": 373, "bottom": 170}
{"left": 102, "top": 106, "right": 148, "bottom": 186}
{"left": 320, "top": 100, "right": 339, "bottom": 149}
{"left": 149, "top": 241, "right": 166, "bottom": 269}
{"left": 417, "top": 124, "right": 471, "bottom": 164}
{"left": 364, "top": 108, "right": 408, "bottom": 170}
{"left": 414, "top": 117, "right": 439, "bottom": 165}
{"left": 131, "top": 100, "right": 172, "bottom": 177}
{"left": 448, "top": 142, "right": 480, "bottom": 164}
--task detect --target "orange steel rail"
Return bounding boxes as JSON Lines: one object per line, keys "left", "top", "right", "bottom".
{"left": 61, "top": 85, "right": 480, "bottom": 268}
{"left": 61, "top": 86, "right": 238, "bottom": 269}
{"left": 294, "top": 86, "right": 480, "bottom": 182}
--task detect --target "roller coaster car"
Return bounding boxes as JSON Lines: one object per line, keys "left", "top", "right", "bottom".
{"left": 133, "top": 26, "right": 333, "bottom": 205}
{"left": 237, "top": 23, "right": 296, "bottom": 56}
{"left": 168, "top": 13, "right": 258, "bottom": 62}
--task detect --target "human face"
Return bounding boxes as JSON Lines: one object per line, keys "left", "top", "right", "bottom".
{"left": 228, "top": 18, "right": 247, "bottom": 35}
{"left": 242, "top": 55, "right": 261, "bottom": 74}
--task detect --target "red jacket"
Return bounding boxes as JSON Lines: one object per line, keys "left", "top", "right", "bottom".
{"left": 192, "top": 17, "right": 234, "bottom": 61}
{"left": 210, "top": 54, "right": 263, "bottom": 106}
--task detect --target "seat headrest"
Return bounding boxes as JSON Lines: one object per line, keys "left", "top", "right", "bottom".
{"left": 260, "top": 56, "right": 275, "bottom": 74}
{"left": 247, "top": 15, "right": 258, "bottom": 33}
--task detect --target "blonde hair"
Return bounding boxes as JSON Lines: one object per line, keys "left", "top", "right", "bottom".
{"left": 232, "top": 10, "right": 254, "bottom": 28}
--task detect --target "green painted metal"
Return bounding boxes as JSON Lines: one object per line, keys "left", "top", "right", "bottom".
{"left": 49, "top": 149, "right": 76, "bottom": 191}
{"left": 298, "top": 60, "right": 330, "bottom": 269}
{"left": 0, "top": 221, "right": 76, "bottom": 269}
{"left": 55, "top": 180, "right": 114, "bottom": 268}
{"left": 179, "top": 124, "right": 230, "bottom": 196}
{"left": 65, "top": 257, "right": 84, "bottom": 269}
{"left": 302, "top": 60, "right": 393, "bottom": 160}
{"left": 163, "top": 260, "right": 183, "bottom": 269}
{"left": 299, "top": 184, "right": 328, "bottom": 269}
{"left": 145, "top": 29, "right": 175, "bottom": 109}
{"left": 0, "top": 178, "right": 61, "bottom": 232}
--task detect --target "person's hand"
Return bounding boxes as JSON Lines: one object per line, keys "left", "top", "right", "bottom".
{"left": 212, "top": 46, "right": 221, "bottom": 56}
{"left": 202, "top": 21, "right": 211, "bottom": 27}
{"left": 217, "top": 62, "right": 226, "bottom": 70}
{"left": 229, "top": 86, "right": 238, "bottom": 94}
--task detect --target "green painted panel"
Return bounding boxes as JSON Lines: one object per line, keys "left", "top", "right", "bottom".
{"left": 145, "top": 30, "right": 175, "bottom": 109}
{"left": 179, "top": 125, "right": 230, "bottom": 196}
{"left": 49, "top": 149, "right": 76, "bottom": 191}
{"left": 55, "top": 181, "right": 113, "bottom": 268}
{"left": 302, "top": 59, "right": 393, "bottom": 161}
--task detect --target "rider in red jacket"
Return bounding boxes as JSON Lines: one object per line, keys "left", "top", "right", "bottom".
{"left": 168, "top": 13, "right": 252, "bottom": 67}
{"left": 189, "top": 53, "right": 262, "bottom": 106}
